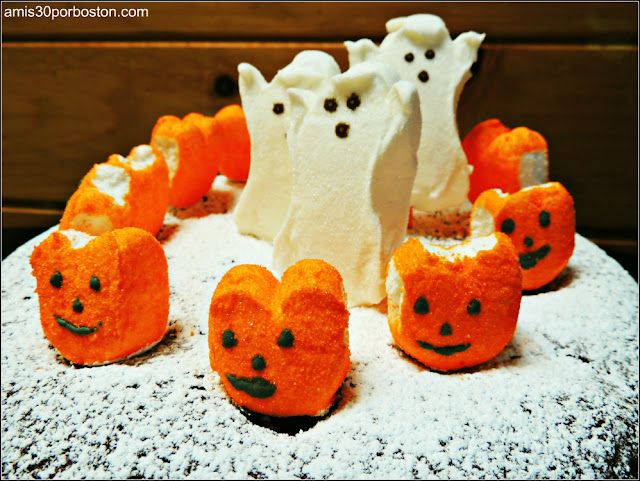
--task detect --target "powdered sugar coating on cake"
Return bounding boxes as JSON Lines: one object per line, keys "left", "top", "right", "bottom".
{"left": 2, "top": 183, "right": 638, "bottom": 478}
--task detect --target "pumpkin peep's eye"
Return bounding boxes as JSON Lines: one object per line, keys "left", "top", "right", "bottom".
{"left": 425, "top": 49, "right": 435, "bottom": 60}
{"left": 346, "top": 93, "right": 361, "bottom": 111}
{"left": 539, "top": 210, "right": 551, "bottom": 228}
{"left": 404, "top": 52, "right": 414, "bottom": 62}
{"left": 277, "top": 329, "right": 294, "bottom": 348}
{"left": 501, "top": 218, "right": 516, "bottom": 235}
{"left": 272, "top": 103, "right": 284, "bottom": 115}
{"left": 324, "top": 98, "right": 338, "bottom": 113}
{"left": 467, "top": 299, "right": 481, "bottom": 315}
{"left": 90, "top": 275, "right": 101, "bottom": 292}
{"left": 50, "top": 271, "right": 63, "bottom": 288}
{"left": 222, "top": 329, "right": 237, "bottom": 348}
{"left": 413, "top": 296, "right": 430, "bottom": 315}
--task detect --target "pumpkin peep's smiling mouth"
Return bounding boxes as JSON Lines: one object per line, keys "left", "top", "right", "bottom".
{"left": 519, "top": 244, "right": 551, "bottom": 270}
{"left": 417, "top": 340, "right": 471, "bottom": 356}
{"left": 226, "top": 374, "right": 277, "bottom": 399}
{"left": 54, "top": 315, "right": 99, "bottom": 336}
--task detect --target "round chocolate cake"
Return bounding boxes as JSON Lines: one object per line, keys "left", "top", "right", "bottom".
{"left": 1, "top": 182, "right": 638, "bottom": 479}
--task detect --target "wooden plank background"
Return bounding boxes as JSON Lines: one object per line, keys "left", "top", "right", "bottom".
{"left": 2, "top": 2, "right": 638, "bottom": 274}
{"left": 2, "top": 2, "right": 637, "bottom": 42}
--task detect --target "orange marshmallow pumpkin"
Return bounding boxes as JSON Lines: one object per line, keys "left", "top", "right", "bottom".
{"left": 210, "top": 104, "right": 251, "bottom": 181}
{"left": 386, "top": 233, "right": 522, "bottom": 371}
{"left": 59, "top": 145, "right": 169, "bottom": 237}
{"left": 463, "top": 119, "right": 549, "bottom": 202}
{"left": 470, "top": 182, "right": 575, "bottom": 290}
{"left": 30, "top": 227, "right": 169, "bottom": 365}
{"left": 183, "top": 112, "right": 219, "bottom": 176}
{"left": 209, "top": 259, "right": 350, "bottom": 417}
{"left": 150, "top": 114, "right": 216, "bottom": 208}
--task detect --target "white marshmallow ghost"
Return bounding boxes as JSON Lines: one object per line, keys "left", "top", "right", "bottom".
{"left": 346, "top": 14, "right": 485, "bottom": 213}
{"left": 234, "top": 51, "right": 341, "bottom": 241}
{"left": 272, "top": 61, "right": 421, "bottom": 307}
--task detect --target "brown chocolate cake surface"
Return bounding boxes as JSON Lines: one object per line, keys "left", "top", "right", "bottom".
{"left": 2, "top": 186, "right": 638, "bottom": 479}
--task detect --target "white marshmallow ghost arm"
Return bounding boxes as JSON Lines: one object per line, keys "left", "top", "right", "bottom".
{"left": 452, "top": 31, "right": 485, "bottom": 98}
{"left": 271, "top": 85, "right": 317, "bottom": 268}
{"left": 344, "top": 39, "right": 380, "bottom": 64}
{"left": 452, "top": 31, "right": 485, "bottom": 70}
{"left": 372, "top": 80, "right": 421, "bottom": 260}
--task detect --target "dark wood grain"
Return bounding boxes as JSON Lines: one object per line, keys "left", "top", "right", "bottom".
{"left": 1, "top": 42, "right": 348, "bottom": 203}
{"left": 458, "top": 44, "right": 639, "bottom": 234}
{"left": 2, "top": 1, "right": 636, "bottom": 276}
{"left": 1, "top": 2, "right": 637, "bottom": 43}
{"left": 3, "top": 42, "right": 637, "bottom": 238}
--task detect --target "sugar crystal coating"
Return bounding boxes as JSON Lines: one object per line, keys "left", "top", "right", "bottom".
{"left": 387, "top": 232, "right": 522, "bottom": 371}
{"left": 60, "top": 145, "right": 170, "bottom": 236}
{"left": 183, "top": 112, "right": 219, "bottom": 177}
{"left": 209, "top": 259, "right": 350, "bottom": 417}
{"left": 463, "top": 119, "right": 549, "bottom": 202}
{"left": 210, "top": 105, "right": 251, "bottom": 182}
{"left": 471, "top": 182, "right": 575, "bottom": 290}
{"left": 30, "top": 227, "right": 169, "bottom": 365}
{"left": 151, "top": 115, "right": 213, "bottom": 208}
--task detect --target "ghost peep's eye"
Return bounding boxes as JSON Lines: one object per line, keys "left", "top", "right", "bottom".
{"left": 404, "top": 52, "right": 414, "bottom": 62}
{"left": 272, "top": 103, "right": 284, "bottom": 115}
{"left": 324, "top": 98, "right": 338, "bottom": 113}
{"left": 346, "top": 93, "right": 361, "bottom": 111}
{"left": 425, "top": 49, "right": 435, "bottom": 60}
